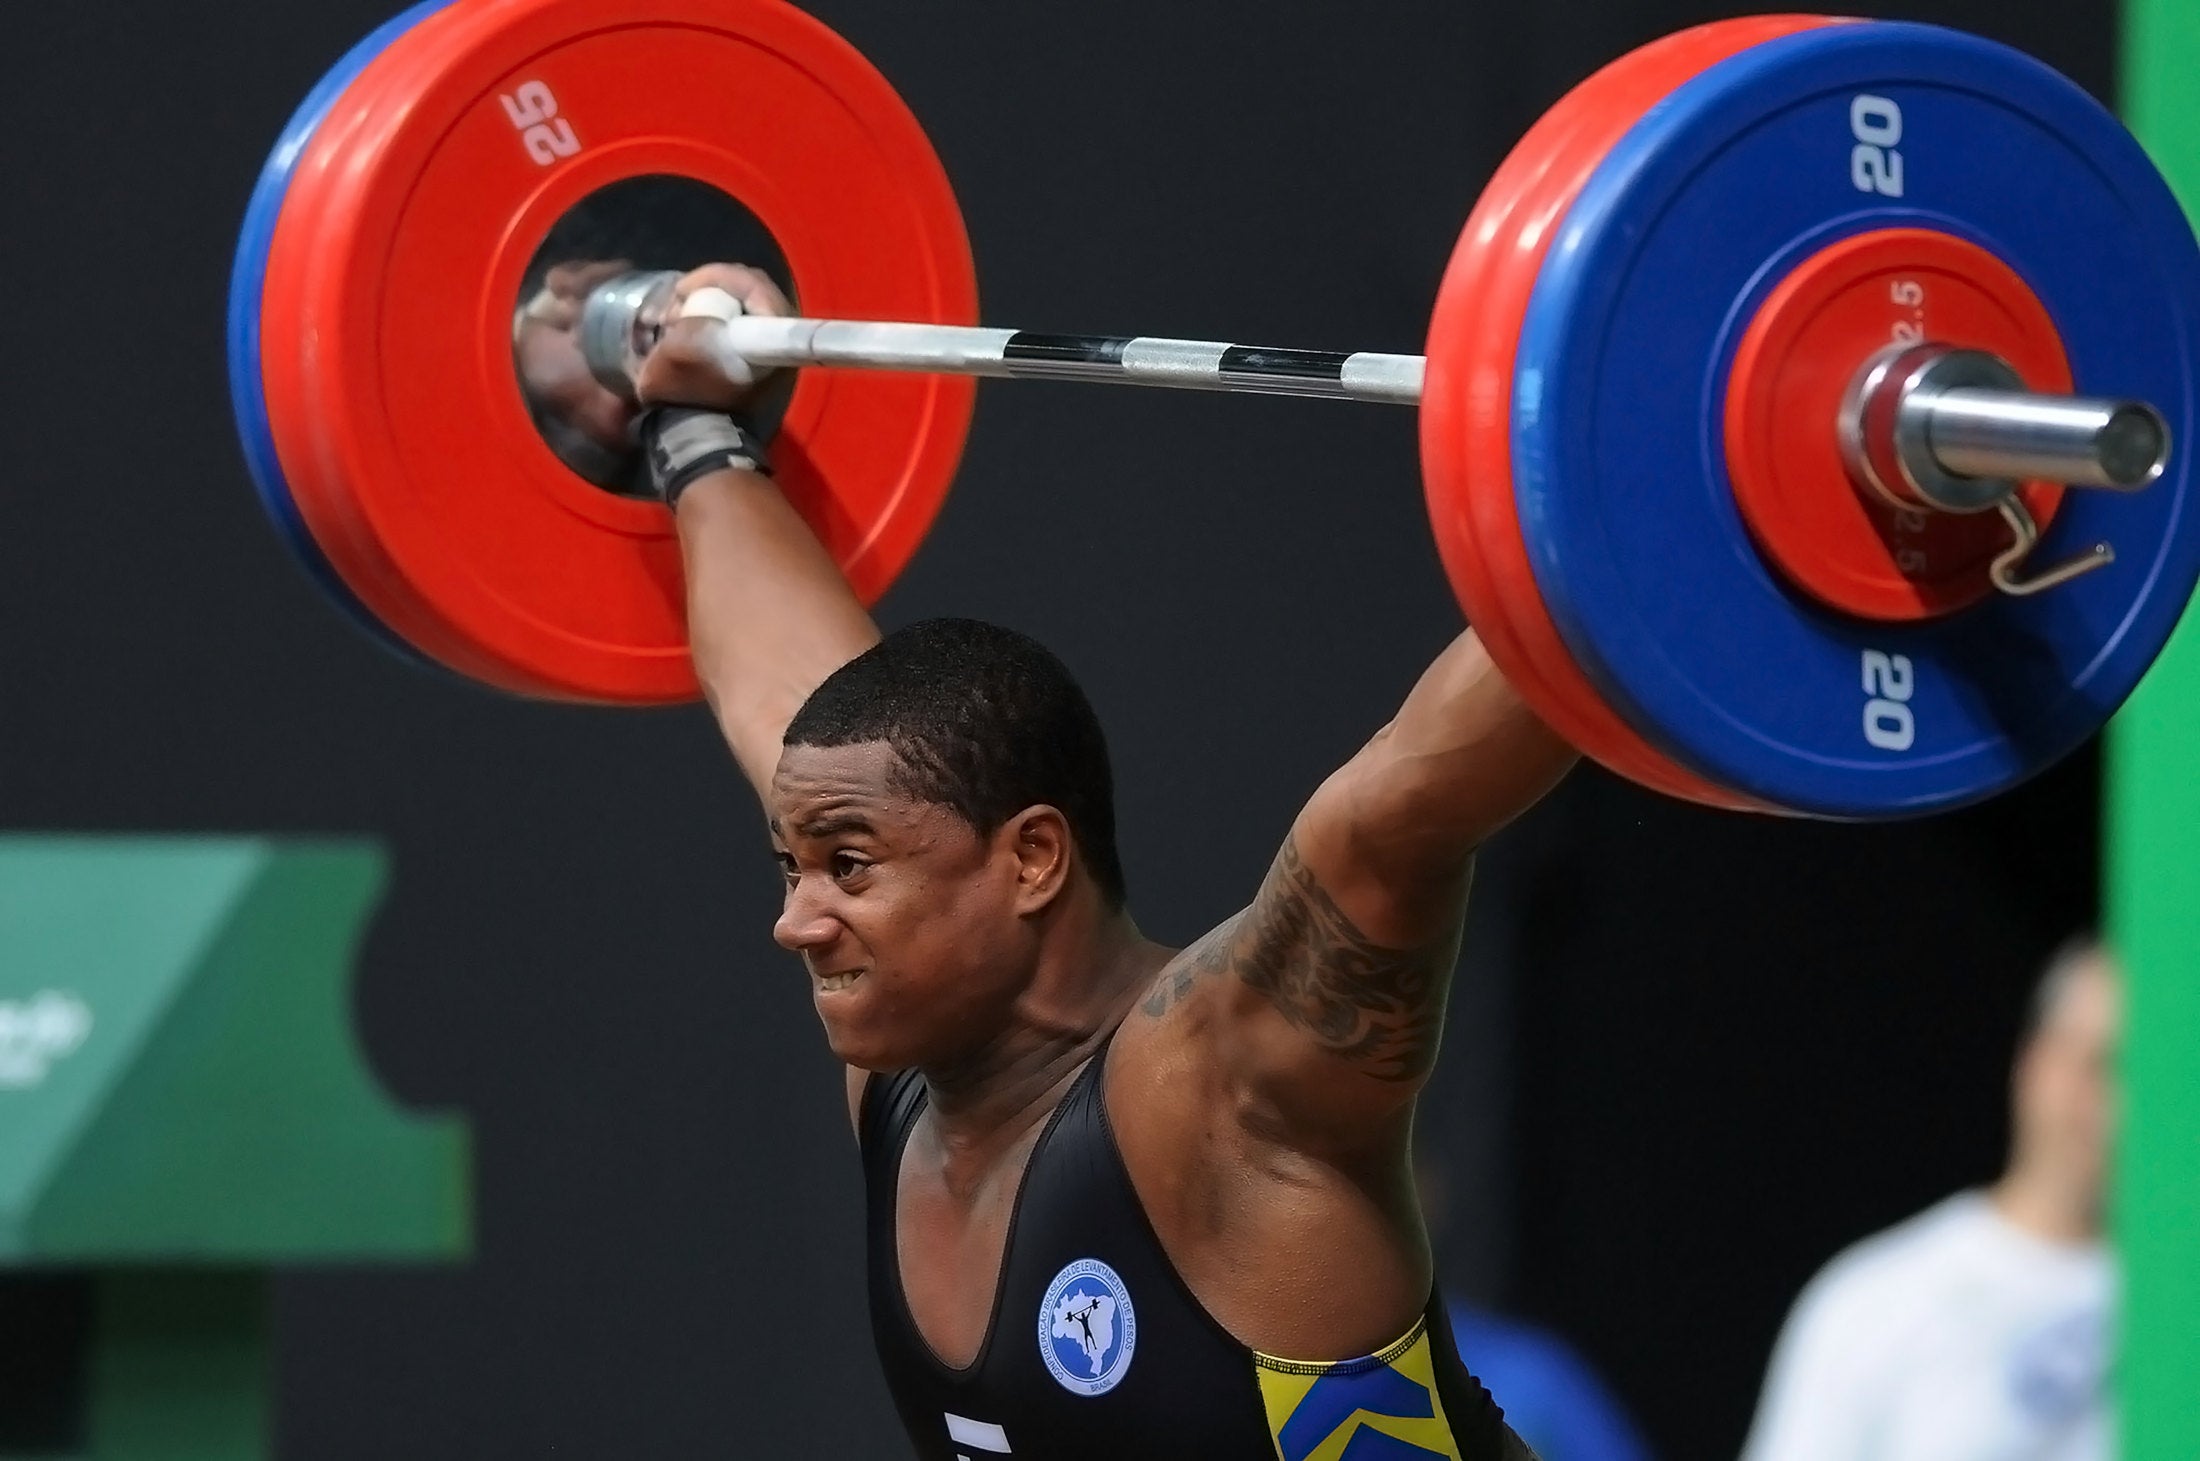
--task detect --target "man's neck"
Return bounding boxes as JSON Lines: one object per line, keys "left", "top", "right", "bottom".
{"left": 917, "top": 910, "right": 1166, "bottom": 1187}
{"left": 1990, "top": 1165, "right": 2104, "bottom": 1247}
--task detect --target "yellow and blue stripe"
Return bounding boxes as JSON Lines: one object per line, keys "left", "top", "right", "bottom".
{"left": 1254, "top": 1318, "right": 1464, "bottom": 1461}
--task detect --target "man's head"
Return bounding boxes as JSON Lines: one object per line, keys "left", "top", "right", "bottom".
{"left": 2007, "top": 937, "right": 2120, "bottom": 1228}
{"left": 768, "top": 619, "right": 1125, "bottom": 1070}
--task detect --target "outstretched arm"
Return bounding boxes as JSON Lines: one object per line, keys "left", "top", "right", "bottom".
{"left": 638, "top": 266, "right": 881, "bottom": 1127}
{"left": 672, "top": 473, "right": 878, "bottom": 796}
{"left": 1148, "top": 630, "right": 1576, "bottom": 1148}
{"left": 635, "top": 266, "right": 878, "bottom": 800}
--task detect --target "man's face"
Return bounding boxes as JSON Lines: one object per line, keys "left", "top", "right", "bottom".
{"left": 768, "top": 741, "right": 1036, "bottom": 1071}
{"left": 2013, "top": 953, "right": 2121, "bottom": 1215}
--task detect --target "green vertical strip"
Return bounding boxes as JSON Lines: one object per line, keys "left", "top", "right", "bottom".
{"left": 87, "top": 1270, "right": 268, "bottom": 1460}
{"left": 2106, "top": 641, "right": 2200, "bottom": 1461}
{"left": 2115, "top": 4, "right": 2200, "bottom": 1453}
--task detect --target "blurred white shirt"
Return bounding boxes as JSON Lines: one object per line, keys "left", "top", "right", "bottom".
{"left": 1739, "top": 1191, "right": 2111, "bottom": 1461}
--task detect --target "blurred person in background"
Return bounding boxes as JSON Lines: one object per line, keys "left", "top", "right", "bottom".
{"left": 1738, "top": 939, "right": 2118, "bottom": 1461}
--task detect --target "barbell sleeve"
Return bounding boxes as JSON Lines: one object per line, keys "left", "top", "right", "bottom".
{"left": 1843, "top": 343, "right": 2172, "bottom": 511}
{"left": 1914, "top": 388, "right": 2170, "bottom": 491}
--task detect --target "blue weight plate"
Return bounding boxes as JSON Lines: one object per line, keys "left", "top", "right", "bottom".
{"left": 1514, "top": 20, "right": 2200, "bottom": 818}
{"left": 226, "top": 0, "right": 454, "bottom": 664}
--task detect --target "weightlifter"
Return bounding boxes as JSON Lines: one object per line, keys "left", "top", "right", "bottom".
{"left": 634, "top": 264, "right": 1573, "bottom": 1461}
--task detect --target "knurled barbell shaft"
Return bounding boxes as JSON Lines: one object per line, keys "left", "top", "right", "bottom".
{"left": 714, "top": 316, "right": 1426, "bottom": 405}
{"left": 590, "top": 270, "right": 2169, "bottom": 491}
{"left": 706, "top": 315, "right": 2169, "bottom": 492}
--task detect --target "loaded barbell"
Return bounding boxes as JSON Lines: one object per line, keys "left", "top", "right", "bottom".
{"left": 227, "top": 0, "right": 2200, "bottom": 819}
{"left": 587, "top": 274, "right": 2167, "bottom": 496}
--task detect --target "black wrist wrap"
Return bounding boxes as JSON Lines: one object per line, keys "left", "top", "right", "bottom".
{"left": 639, "top": 407, "right": 773, "bottom": 507}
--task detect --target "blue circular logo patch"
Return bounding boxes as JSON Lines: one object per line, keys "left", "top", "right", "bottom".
{"left": 1038, "top": 1258, "right": 1136, "bottom": 1396}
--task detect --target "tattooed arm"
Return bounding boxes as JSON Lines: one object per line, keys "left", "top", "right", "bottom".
{"left": 1147, "top": 630, "right": 1576, "bottom": 1147}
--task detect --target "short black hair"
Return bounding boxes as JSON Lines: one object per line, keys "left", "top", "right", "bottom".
{"left": 784, "top": 619, "right": 1126, "bottom": 908}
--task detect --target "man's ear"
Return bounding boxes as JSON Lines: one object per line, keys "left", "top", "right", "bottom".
{"left": 1002, "top": 805, "right": 1072, "bottom": 913}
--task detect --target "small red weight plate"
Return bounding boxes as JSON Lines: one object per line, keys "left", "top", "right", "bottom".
{"left": 263, "top": 0, "right": 978, "bottom": 703}
{"left": 1423, "top": 16, "right": 1838, "bottom": 812}
{"left": 1725, "top": 227, "right": 2070, "bottom": 620}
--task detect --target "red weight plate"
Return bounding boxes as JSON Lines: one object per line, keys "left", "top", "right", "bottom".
{"left": 263, "top": 0, "right": 978, "bottom": 703}
{"left": 1726, "top": 227, "right": 2070, "bottom": 620}
{"left": 1423, "top": 17, "right": 1839, "bottom": 812}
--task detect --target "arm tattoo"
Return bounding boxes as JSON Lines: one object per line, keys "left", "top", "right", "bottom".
{"left": 1141, "top": 836, "right": 1453, "bottom": 1083}
{"left": 1141, "top": 918, "right": 1238, "bottom": 1019}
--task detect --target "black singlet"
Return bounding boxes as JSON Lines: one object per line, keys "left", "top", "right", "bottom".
{"left": 859, "top": 1041, "right": 1533, "bottom": 1461}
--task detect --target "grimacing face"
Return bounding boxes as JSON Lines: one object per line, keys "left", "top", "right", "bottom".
{"left": 767, "top": 740, "right": 1059, "bottom": 1070}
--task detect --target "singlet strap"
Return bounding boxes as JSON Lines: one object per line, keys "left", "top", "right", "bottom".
{"left": 857, "top": 1066, "right": 928, "bottom": 1157}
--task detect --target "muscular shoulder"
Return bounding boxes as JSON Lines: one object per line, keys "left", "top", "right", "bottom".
{"left": 1134, "top": 916, "right": 1241, "bottom": 1032}
{"left": 1104, "top": 922, "right": 1261, "bottom": 1171}
{"left": 1104, "top": 923, "right": 1432, "bottom": 1359}
{"left": 1107, "top": 923, "right": 1234, "bottom": 1105}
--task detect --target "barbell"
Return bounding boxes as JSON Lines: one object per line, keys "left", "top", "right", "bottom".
{"left": 227, "top": 0, "right": 2200, "bottom": 819}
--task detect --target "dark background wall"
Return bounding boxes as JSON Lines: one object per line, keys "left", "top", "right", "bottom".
{"left": 1, "top": 1, "right": 2109, "bottom": 1457}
